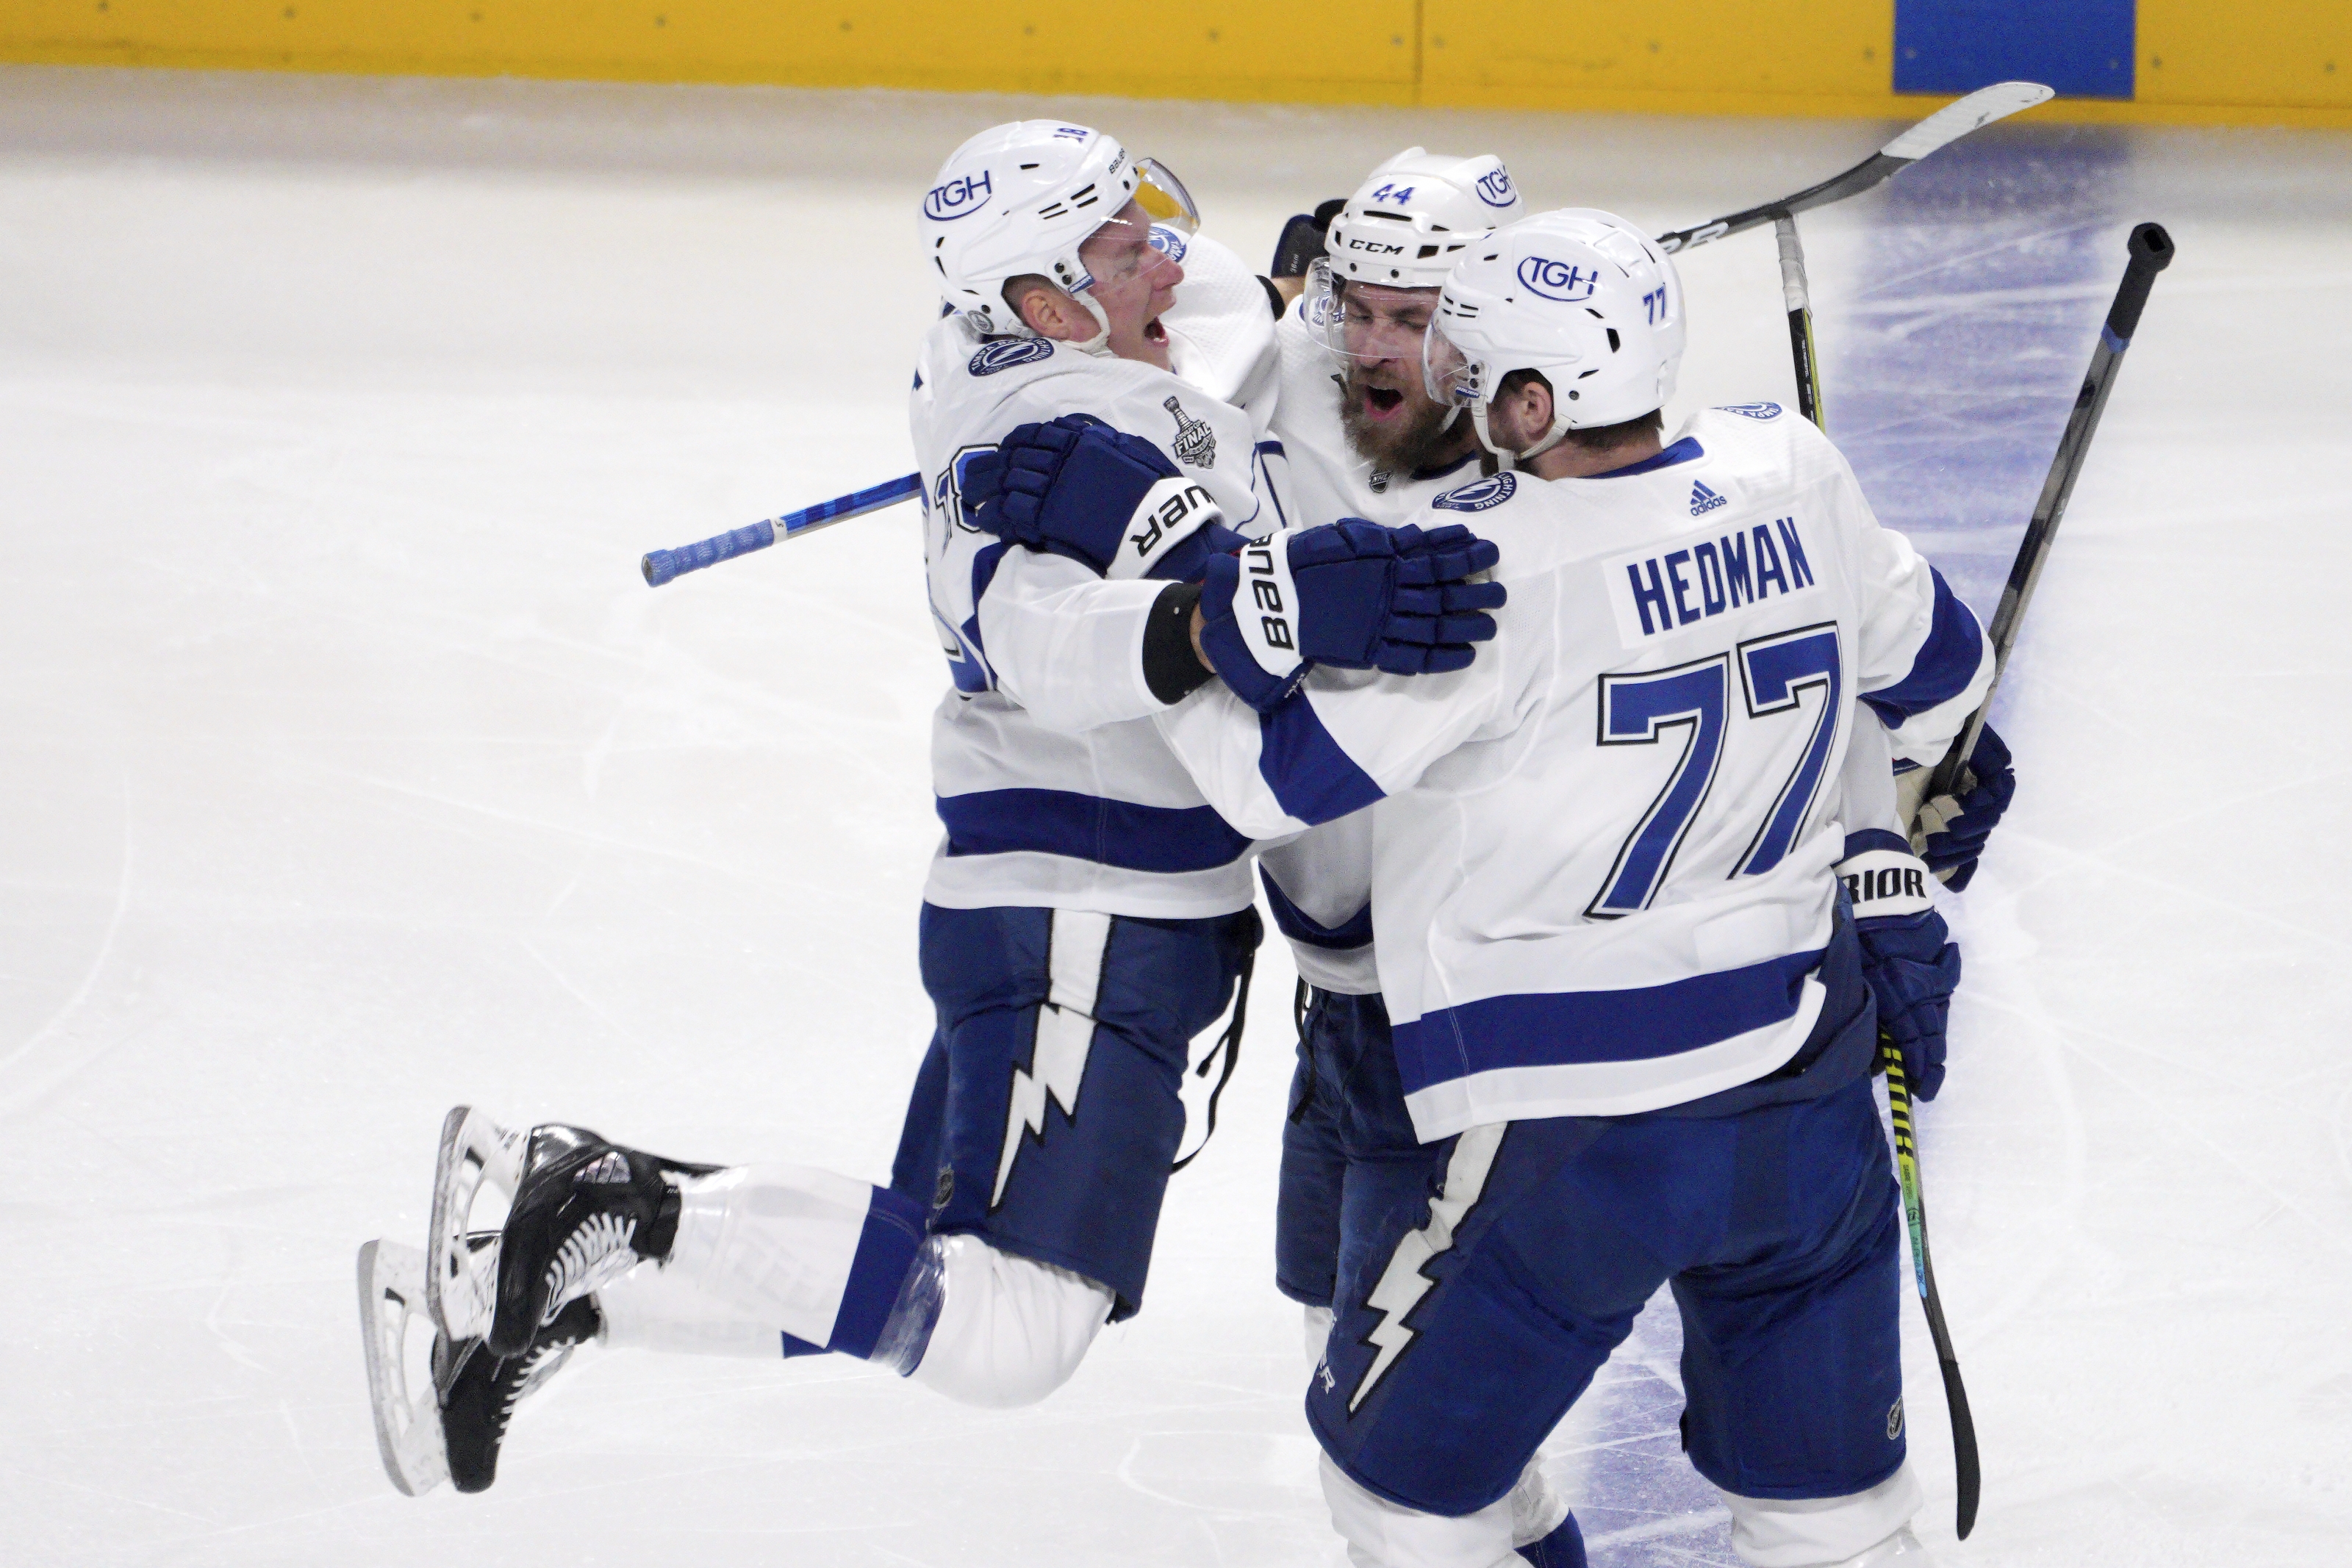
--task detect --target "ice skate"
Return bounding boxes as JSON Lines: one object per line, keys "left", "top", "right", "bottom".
{"left": 357, "top": 1237, "right": 453, "bottom": 1496}
{"left": 359, "top": 1231, "right": 605, "bottom": 1495}
{"left": 438, "top": 1294, "right": 601, "bottom": 1493}
{"left": 427, "top": 1105, "right": 527, "bottom": 1341}
{"left": 482, "top": 1119, "right": 716, "bottom": 1357}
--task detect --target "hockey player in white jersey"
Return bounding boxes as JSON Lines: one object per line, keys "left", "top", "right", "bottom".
{"left": 356, "top": 118, "right": 1505, "bottom": 1501}
{"left": 1275, "top": 148, "right": 1524, "bottom": 527}
{"left": 997, "top": 207, "right": 2001, "bottom": 1566}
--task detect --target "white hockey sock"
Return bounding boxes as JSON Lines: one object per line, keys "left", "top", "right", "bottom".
{"left": 1504, "top": 1459, "right": 1569, "bottom": 1551}
{"left": 663, "top": 1164, "right": 928, "bottom": 1358}
{"left": 1718, "top": 1464, "right": 1926, "bottom": 1568}
{"left": 595, "top": 1259, "right": 785, "bottom": 1359}
{"left": 903, "top": 1234, "right": 1114, "bottom": 1409}
{"left": 1320, "top": 1451, "right": 1522, "bottom": 1568}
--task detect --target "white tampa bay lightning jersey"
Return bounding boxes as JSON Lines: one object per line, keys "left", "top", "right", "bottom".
{"left": 909, "top": 231, "right": 1287, "bottom": 919}
{"left": 1155, "top": 404, "right": 1995, "bottom": 1136}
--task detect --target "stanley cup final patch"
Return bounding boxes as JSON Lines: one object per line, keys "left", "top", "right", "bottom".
{"left": 1164, "top": 395, "right": 1217, "bottom": 468}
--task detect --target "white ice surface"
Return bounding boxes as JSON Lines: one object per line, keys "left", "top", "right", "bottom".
{"left": 1, "top": 66, "right": 2348, "bottom": 1567}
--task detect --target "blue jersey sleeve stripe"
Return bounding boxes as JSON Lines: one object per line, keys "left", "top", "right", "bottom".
{"left": 1863, "top": 569, "right": 1984, "bottom": 722}
{"left": 968, "top": 541, "right": 1010, "bottom": 631}
{"left": 1389, "top": 946, "right": 1826, "bottom": 1097}
{"left": 936, "top": 787, "right": 1252, "bottom": 874}
{"left": 1257, "top": 696, "right": 1385, "bottom": 826}
{"left": 1259, "top": 866, "right": 1374, "bottom": 952}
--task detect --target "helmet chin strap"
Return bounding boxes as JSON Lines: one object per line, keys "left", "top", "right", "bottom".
{"left": 1468, "top": 400, "right": 1515, "bottom": 472}
{"left": 1468, "top": 398, "right": 1574, "bottom": 471}
{"left": 1068, "top": 291, "right": 1114, "bottom": 356}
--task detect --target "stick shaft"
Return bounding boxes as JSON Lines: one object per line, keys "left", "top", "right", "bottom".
{"left": 1774, "top": 215, "right": 1826, "bottom": 429}
{"left": 642, "top": 472, "right": 923, "bottom": 587}
{"left": 1885, "top": 1044, "right": 1983, "bottom": 1538}
{"left": 1926, "top": 223, "right": 2173, "bottom": 798}
{"left": 1655, "top": 82, "right": 2051, "bottom": 254}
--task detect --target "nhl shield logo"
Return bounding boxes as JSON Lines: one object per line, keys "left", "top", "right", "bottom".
{"left": 1163, "top": 395, "right": 1216, "bottom": 468}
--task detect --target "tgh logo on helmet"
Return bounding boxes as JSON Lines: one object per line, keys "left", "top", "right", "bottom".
{"left": 925, "top": 170, "right": 994, "bottom": 221}
{"left": 1476, "top": 168, "right": 1516, "bottom": 209}
{"left": 1517, "top": 256, "right": 1599, "bottom": 303}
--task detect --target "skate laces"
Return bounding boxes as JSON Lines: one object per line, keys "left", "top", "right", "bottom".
{"left": 497, "top": 1339, "right": 578, "bottom": 1423}
{"left": 539, "top": 1211, "right": 637, "bottom": 1325}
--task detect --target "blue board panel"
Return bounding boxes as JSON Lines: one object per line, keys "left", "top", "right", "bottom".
{"left": 1894, "top": 0, "right": 2136, "bottom": 100}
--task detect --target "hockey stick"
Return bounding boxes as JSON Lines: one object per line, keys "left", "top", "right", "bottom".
{"left": 1707, "top": 82, "right": 2058, "bottom": 434}
{"left": 640, "top": 472, "right": 922, "bottom": 586}
{"left": 1881, "top": 1040, "right": 1981, "bottom": 1538}
{"left": 1883, "top": 223, "right": 2176, "bottom": 1539}
{"left": 1923, "top": 221, "right": 2175, "bottom": 801}
{"left": 1654, "top": 81, "right": 2054, "bottom": 256}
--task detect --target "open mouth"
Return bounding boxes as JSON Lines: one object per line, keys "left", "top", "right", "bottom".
{"left": 1360, "top": 385, "right": 1405, "bottom": 418}
{"left": 1144, "top": 317, "right": 1169, "bottom": 346}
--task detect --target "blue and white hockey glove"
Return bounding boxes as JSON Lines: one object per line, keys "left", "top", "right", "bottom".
{"left": 965, "top": 414, "right": 1235, "bottom": 582}
{"left": 1839, "top": 834, "right": 1961, "bottom": 1101}
{"left": 1912, "top": 723, "right": 2015, "bottom": 892}
{"left": 1196, "top": 521, "right": 1506, "bottom": 712}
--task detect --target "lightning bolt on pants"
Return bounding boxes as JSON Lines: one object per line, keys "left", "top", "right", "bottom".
{"left": 1310, "top": 1073, "right": 1916, "bottom": 1567}
{"left": 889, "top": 900, "right": 1261, "bottom": 1321}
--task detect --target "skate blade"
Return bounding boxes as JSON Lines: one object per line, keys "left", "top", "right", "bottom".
{"left": 427, "top": 1105, "right": 523, "bottom": 1341}
{"left": 356, "top": 1239, "right": 450, "bottom": 1498}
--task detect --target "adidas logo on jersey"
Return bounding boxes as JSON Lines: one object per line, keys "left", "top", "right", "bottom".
{"left": 1690, "top": 481, "right": 1727, "bottom": 517}
{"left": 573, "top": 1151, "right": 632, "bottom": 1185}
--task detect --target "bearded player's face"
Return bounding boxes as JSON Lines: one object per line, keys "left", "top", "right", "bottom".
{"left": 1335, "top": 284, "right": 1464, "bottom": 474}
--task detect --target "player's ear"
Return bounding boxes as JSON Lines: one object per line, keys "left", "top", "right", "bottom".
{"left": 1022, "top": 285, "right": 1088, "bottom": 343}
{"left": 1514, "top": 377, "right": 1555, "bottom": 442}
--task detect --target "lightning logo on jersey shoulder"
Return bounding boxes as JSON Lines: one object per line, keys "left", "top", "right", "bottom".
{"left": 1347, "top": 1123, "right": 1505, "bottom": 1411}
{"left": 1432, "top": 472, "right": 1516, "bottom": 513}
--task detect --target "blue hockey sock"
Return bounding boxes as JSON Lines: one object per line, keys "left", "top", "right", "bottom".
{"left": 1518, "top": 1511, "right": 1586, "bottom": 1568}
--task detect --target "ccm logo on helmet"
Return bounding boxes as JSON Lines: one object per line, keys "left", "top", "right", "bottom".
{"left": 925, "top": 171, "right": 994, "bottom": 221}
{"left": 1517, "top": 256, "right": 1600, "bottom": 302}
{"left": 1476, "top": 168, "right": 1516, "bottom": 208}
{"left": 1345, "top": 236, "right": 1406, "bottom": 256}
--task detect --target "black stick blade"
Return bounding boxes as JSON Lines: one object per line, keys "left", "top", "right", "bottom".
{"left": 1940, "top": 1353, "right": 1982, "bottom": 1537}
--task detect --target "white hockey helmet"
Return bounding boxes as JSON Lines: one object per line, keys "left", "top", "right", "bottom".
{"left": 919, "top": 119, "right": 1200, "bottom": 341}
{"left": 1422, "top": 208, "right": 1686, "bottom": 465}
{"left": 1324, "top": 148, "right": 1524, "bottom": 289}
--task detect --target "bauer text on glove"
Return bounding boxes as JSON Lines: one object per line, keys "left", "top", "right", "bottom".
{"left": 1194, "top": 521, "right": 1505, "bottom": 712}
{"left": 965, "top": 414, "right": 1240, "bottom": 582}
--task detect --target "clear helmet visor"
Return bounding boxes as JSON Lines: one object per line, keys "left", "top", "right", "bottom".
{"left": 1309, "top": 265, "right": 1446, "bottom": 367}
{"left": 1421, "top": 323, "right": 1485, "bottom": 409}
{"left": 1074, "top": 200, "right": 1186, "bottom": 295}
{"left": 1132, "top": 157, "right": 1200, "bottom": 236}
